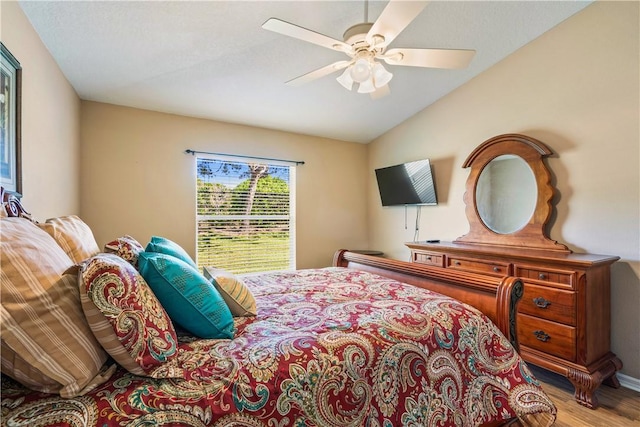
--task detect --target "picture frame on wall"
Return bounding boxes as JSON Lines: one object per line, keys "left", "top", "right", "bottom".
{"left": 1, "top": 43, "right": 22, "bottom": 194}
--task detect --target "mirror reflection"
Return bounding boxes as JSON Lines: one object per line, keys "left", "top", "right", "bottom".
{"left": 476, "top": 155, "right": 537, "bottom": 234}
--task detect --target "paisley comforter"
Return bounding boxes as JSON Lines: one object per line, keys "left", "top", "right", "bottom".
{"left": 1, "top": 267, "right": 556, "bottom": 426}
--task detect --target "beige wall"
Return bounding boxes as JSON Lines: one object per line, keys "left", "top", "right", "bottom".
{"left": 368, "top": 1, "right": 640, "bottom": 379}
{"left": 0, "top": 1, "right": 81, "bottom": 217}
{"left": 80, "top": 102, "right": 369, "bottom": 269}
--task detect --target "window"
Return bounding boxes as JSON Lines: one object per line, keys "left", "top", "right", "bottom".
{"left": 196, "top": 157, "right": 295, "bottom": 274}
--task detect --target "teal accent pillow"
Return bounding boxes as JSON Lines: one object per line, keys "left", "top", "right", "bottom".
{"left": 145, "top": 236, "right": 197, "bottom": 269}
{"left": 138, "top": 252, "right": 235, "bottom": 339}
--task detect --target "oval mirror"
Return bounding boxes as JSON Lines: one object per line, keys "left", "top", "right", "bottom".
{"left": 456, "top": 134, "right": 569, "bottom": 252}
{"left": 475, "top": 154, "right": 537, "bottom": 234}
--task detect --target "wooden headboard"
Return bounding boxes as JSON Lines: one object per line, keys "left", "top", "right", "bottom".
{"left": 1, "top": 187, "right": 31, "bottom": 219}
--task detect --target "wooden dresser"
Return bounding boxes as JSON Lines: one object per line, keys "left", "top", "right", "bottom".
{"left": 406, "top": 241, "right": 621, "bottom": 409}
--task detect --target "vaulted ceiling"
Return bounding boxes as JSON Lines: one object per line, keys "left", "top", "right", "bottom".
{"left": 19, "top": 1, "right": 592, "bottom": 143}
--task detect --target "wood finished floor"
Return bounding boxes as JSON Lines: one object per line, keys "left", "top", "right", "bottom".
{"left": 529, "top": 366, "right": 640, "bottom": 426}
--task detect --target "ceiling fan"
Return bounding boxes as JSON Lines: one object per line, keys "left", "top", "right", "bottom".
{"left": 262, "top": 0, "right": 475, "bottom": 98}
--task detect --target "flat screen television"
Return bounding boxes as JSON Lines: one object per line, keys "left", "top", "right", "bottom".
{"left": 375, "top": 159, "right": 437, "bottom": 206}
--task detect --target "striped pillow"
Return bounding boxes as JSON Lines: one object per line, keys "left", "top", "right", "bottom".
{"left": 38, "top": 215, "right": 100, "bottom": 263}
{"left": 0, "top": 344, "right": 60, "bottom": 391}
{"left": 0, "top": 217, "right": 109, "bottom": 397}
{"left": 203, "top": 267, "right": 257, "bottom": 317}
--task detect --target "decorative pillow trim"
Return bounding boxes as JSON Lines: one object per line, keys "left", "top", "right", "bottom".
{"left": 78, "top": 292, "right": 146, "bottom": 376}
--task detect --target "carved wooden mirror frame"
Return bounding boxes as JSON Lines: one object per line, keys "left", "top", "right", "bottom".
{"left": 455, "top": 133, "right": 570, "bottom": 253}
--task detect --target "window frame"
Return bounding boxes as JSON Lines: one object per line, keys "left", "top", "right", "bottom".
{"left": 195, "top": 154, "right": 296, "bottom": 273}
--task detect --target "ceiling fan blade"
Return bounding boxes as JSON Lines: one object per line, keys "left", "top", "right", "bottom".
{"left": 263, "top": 18, "right": 352, "bottom": 54}
{"left": 366, "top": 0, "right": 429, "bottom": 48}
{"left": 382, "top": 48, "right": 475, "bottom": 69}
{"left": 370, "top": 84, "right": 391, "bottom": 100}
{"left": 285, "top": 60, "right": 352, "bottom": 87}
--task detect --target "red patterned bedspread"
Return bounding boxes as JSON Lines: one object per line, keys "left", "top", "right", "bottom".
{"left": 1, "top": 267, "right": 556, "bottom": 426}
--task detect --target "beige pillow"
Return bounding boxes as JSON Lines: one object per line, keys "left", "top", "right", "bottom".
{"left": 0, "top": 217, "right": 109, "bottom": 397}
{"left": 203, "top": 267, "right": 257, "bottom": 317}
{"left": 38, "top": 215, "right": 100, "bottom": 263}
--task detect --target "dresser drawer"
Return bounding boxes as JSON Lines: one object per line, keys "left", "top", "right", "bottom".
{"left": 412, "top": 251, "right": 444, "bottom": 267}
{"left": 517, "top": 314, "right": 576, "bottom": 361}
{"left": 446, "top": 256, "right": 510, "bottom": 276}
{"left": 514, "top": 265, "right": 574, "bottom": 288}
{"left": 519, "top": 284, "right": 576, "bottom": 326}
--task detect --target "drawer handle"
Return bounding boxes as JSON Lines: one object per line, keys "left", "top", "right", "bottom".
{"left": 533, "top": 330, "right": 551, "bottom": 342}
{"left": 533, "top": 297, "right": 551, "bottom": 309}
{"left": 538, "top": 273, "right": 547, "bottom": 280}
{"left": 493, "top": 266, "right": 501, "bottom": 272}
{"left": 426, "top": 256, "right": 432, "bottom": 261}
{"left": 454, "top": 261, "right": 461, "bottom": 266}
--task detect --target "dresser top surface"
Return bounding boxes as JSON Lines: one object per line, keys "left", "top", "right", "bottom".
{"left": 406, "top": 241, "right": 620, "bottom": 267}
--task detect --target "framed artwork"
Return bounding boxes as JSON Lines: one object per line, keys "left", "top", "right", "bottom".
{"left": 1, "top": 43, "right": 22, "bottom": 194}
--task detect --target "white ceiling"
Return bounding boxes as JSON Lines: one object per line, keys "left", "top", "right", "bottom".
{"left": 19, "top": 1, "right": 592, "bottom": 144}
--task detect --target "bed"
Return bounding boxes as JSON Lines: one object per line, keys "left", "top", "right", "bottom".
{"left": 0, "top": 189, "right": 556, "bottom": 427}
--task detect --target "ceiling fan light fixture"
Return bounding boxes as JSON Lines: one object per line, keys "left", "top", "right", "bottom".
{"left": 357, "top": 77, "right": 376, "bottom": 94}
{"left": 372, "top": 62, "right": 393, "bottom": 88}
{"left": 336, "top": 67, "right": 354, "bottom": 90}
{"left": 350, "top": 58, "right": 372, "bottom": 83}
{"left": 264, "top": 1, "right": 474, "bottom": 97}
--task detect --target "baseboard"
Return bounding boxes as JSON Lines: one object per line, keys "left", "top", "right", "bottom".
{"left": 618, "top": 373, "right": 640, "bottom": 392}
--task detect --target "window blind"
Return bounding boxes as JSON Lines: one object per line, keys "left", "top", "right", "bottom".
{"left": 196, "top": 157, "right": 296, "bottom": 274}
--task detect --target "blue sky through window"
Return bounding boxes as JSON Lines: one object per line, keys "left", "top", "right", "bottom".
{"left": 197, "top": 158, "right": 289, "bottom": 188}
